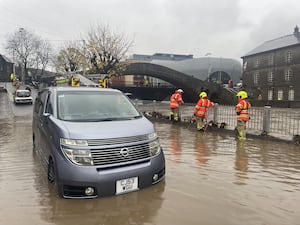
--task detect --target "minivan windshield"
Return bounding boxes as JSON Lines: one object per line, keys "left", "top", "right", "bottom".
{"left": 57, "top": 91, "right": 141, "bottom": 122}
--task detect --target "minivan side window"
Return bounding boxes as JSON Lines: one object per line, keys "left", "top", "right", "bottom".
{"left": 38, "top": 90, "right": 48, "bottom": 116}
{"left": 45, "top": 92, "right": 53, "bottom": 114}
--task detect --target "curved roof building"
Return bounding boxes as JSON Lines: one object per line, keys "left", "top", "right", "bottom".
{"left": 130, "top": 53, "right": 242, "bottom": 84}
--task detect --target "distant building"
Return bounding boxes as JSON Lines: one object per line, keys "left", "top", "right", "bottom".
{"left": 127, "top": 53, "right": 193, "bottom": 87}
{"left": 0, "top": 53, "right": 57, "bottom": 84}
{"left": 0, "top": 54, "right": 13, "bottom": 82}
{"left": 241, "top": 26, "right": 300, "bottom": 101}
{"left": 130, "top": 53, "right": 193, "bottom": 61}
{"left": 128, "top": 53, "right": 242, "bottom": 87}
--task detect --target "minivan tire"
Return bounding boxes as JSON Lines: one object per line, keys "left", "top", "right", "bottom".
{"left": 48, "top": 159, "right": 64, "bottom": 197}
{"left": 48, "top": 159, "right": 55, "bottom": 183}
{"left": 32, "top": 134, "right": 36, "bottom": 151}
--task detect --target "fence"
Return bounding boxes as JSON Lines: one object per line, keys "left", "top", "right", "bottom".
{"left": 135, "top": 100, "right": 300, "bottom": 141}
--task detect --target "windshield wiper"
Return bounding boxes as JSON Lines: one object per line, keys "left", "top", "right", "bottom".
{"left": 97, "top": 116, "right": 142, "bottom": 121}
{"left": 67, "top": 116, "right": 142, "bottom": 122}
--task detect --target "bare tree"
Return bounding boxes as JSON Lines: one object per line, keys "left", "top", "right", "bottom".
{"left": 54, "top": 41, "right": 85, "bottom": 74}
{"left": 53, "top": 24, "right": 133, "bottom": 77}
{"left": 36, "top": 40, "right": 53, "bottom": 77}
{"left": 5, "top": 28, "right": 52, "bottom": 82}
{"left": 85, "top": 23, "right": 133, "bottom": 77}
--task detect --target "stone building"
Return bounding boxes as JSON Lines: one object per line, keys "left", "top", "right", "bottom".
{"left": 241, "top": 26, "right": 300, "bottom": 102}
{"left": 0, "top": 54, "right": 13, "bottom": 82}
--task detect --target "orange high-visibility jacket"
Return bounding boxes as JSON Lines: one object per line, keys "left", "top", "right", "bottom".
{"left": 235, "top": 99, "right": 251, "bottom": 121}
{"left": 194, "top": 98, "right": 214, "bottom": 118}
{"left": 169, "top": 92, "right": 184, "bottom": 109}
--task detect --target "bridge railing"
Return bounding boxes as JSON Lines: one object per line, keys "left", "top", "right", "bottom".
{"left": 136, "top": 100, "right": 300, "bottom": 142}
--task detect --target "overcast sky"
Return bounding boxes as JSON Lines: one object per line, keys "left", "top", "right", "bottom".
{"left": 1, "top": 0, "right": 300, "bottom": 62}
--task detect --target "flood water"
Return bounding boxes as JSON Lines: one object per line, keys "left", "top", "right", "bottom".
{"left": 0, "top": 93, "right": 300, "bottom": 224}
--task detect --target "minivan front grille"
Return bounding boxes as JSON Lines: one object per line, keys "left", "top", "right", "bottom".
{"left": 87, "top": 135, "right": 149, "bottom": 146}
{"left": 91, "top": 143, "right": 150, "bottom": 166}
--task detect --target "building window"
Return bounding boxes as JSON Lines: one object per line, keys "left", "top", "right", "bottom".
{"left": 268, "top": 90, "right": 273, "bottom": 100}
{"left": 277, "top": 90, "right": 283, "bottom": 100}
{"left": 254, "top": 58, "right": 259, "bottom": 68}
{"left": 288, "top": 89, "right": 294, "bottom": 101}
{"left": 268, "top": 54, "right": 274, "bottom": 65}
{"left": 254, "top": 72, "right": 259, "bottom": 85}
{"left": 268, "top": 71, "right": 274, "bottom": 82}
{"left": 284, "top": 69, "right": 292, "bottom": 81}
{"left": 286, "top": 51, "right": 292, "bottom": 63}
{"left": 243, "top": 61, "right": 247, "bottom": 71}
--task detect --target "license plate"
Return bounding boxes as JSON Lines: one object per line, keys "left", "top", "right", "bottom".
{"left": 116, "top": 177, "right": 138, "bottom": 195}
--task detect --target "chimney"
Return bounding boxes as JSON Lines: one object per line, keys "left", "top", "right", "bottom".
{"left": 294, "top": 25, "right": 299, "bottom": 35}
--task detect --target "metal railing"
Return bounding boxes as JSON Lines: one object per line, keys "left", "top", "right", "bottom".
{"left": 212, "top": 105, "right": 300, "bottom": 138}
{"left": 135, "top": 100, "right": 300, "bottom": 141}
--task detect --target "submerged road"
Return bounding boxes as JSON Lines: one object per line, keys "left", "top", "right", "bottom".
{"left": 0, "top": 83, "right": 300, "bottom": 225}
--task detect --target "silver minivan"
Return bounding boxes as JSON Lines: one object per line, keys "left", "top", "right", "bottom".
{"left": 32, "top": 86, "right": 165, "bottom": 199}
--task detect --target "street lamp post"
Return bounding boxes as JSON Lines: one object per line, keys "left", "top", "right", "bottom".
{"left": 219, "top": 57, "right": 222, "bottom": 84}
{"left": 19, "top": 27, "right": 25, "bottom": 84}
{"left": 82, "top": 39, "right": 87, "bottom": 76}
{"left": 12, "top": 49, "right": 16, "bottom": 75}
{"left": 207, "top": 64, "right": 212, "bottom": 81}
{"left": 205, "top": 53, "right": 212, "bottom": 81}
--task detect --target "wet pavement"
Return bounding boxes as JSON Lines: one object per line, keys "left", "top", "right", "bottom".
{"left": 0, "top": 84, "right": 300, "bottom": 225}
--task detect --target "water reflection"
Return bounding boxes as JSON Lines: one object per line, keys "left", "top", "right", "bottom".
{"left": 194, "top": 132, "right": 210, "bottom": 167}
{"left": 38, "top": 181, "right": 165, "bottom": 225}
{"left": 0, "top": 121, "right": 13, "bottom": 138}
{"left": 169, "top": 125, "right": 182, "bottom": 163}
{"left": 0, "top": 119, "right": 13, "bottom": 182}
{"left": 234, "top": 141, "right": 249, "bottom": 185}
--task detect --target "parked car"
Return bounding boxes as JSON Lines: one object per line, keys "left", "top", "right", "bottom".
{"left": 32, "top": 86, "right": 165, "bottom": 199}
{"left": 0, "top": 84, "right": 6, "bottom": 93}
{"left": 14, "top": 89, "right": 33, "bottom": 104}
{"left": 234, "top": 82, "right": 243, "bottom": 89}
{"left": 30, "top": 80, "right": 40, "bottom": 89}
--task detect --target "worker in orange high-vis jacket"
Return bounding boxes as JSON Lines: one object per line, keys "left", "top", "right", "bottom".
{"left": 235, "top": 90, "right": 251, "bottom": 140}
{"left": 194, "top": 91, "right": 214, "bottom": 131}
{"left": 169, "top": 89, "right": 184, "bottom": 122}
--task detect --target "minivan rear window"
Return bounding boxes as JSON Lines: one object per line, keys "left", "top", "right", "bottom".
{"left": 57, "top": 91, "right": 141, "bottom": 122}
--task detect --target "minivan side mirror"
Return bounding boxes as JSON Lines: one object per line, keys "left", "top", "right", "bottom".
{"left": 43, "top": 112, "right": 50, "bottom": 117}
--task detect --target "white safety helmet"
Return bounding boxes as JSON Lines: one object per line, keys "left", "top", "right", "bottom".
{"left": 177, "top": 89, "right": 184, "bottom": 93}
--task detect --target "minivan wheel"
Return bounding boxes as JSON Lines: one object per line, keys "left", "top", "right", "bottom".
{"left": 32, "top": 134, "right": 36, "bottom": 151}
{"left": 48, "top": 159, "right": 56, "bottom": 183}
{"left": 48, "top": 159, "right": 64, "bottom": 197}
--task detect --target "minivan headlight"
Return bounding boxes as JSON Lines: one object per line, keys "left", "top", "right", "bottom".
{"left": 60, "top": 138, "right": 88, "bottom": 146}
{"left": 148, "top": 132, "right": 158, "bottom": 140}
{"left": 62, "top": 148, "right": 94, "bottom": 166}
{"left": 149, "top": 140, "right": 161, "bottom": 156}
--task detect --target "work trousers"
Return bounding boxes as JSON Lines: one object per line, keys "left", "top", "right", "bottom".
{"left": 196, "top": 116, "right": 206, "bottom": 130}
{"left": 170, "top": 108, "right": 179, "bottom": 121}
{"left": 237, "top": 119, "right": 247, "bottom": 140}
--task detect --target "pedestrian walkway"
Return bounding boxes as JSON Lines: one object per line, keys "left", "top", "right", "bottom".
{"left": 3, "top": 82, "right": 16, "bottom": 102}
{"left": 0, "top": 83, "right": 13, "bottom": 119}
